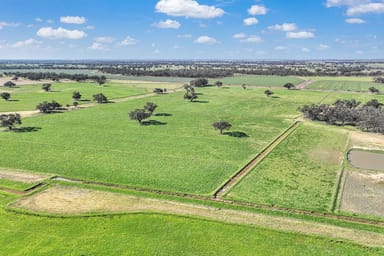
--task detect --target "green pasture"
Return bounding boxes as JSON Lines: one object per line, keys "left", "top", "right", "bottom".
{"left": 217, "top": 75, "right": 304, "bottom": 87}
{"left": 0, "top": 88, "right": 327, "bottom": 195}
{"left": 304, "top": 76, "right": 375, "bottom": 82}
{"left": 227, "top": 122, "right": 348, "bottom": 212}
{"left": 0, "top": 196, "right": 381, "bottom": 256}
{"left": 0, "top": 81, "right": 151, "bottom": 112}
{"left": 0, "top": 179, "right": 35, "bottom": 191}
{"left": 308, "top": 80, "right": 384, "bottom": 92}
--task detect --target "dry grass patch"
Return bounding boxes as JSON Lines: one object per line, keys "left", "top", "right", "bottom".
{"left": 11, "top": 185, "right": 384, "bottom": 247}
{"left": 0, "top": 169, "right": 49, "bottom": 183}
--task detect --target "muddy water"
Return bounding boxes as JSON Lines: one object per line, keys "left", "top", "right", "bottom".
{"left": 348, "top": 149, "right": 384, "bottom": 171}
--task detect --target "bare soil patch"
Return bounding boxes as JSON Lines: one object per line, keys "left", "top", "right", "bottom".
{"left": 0, "top": 169, "right": 50, "bottom": 183}
{"left": 350, "top": 131, "right": 384, "bottom": 150}
{"left": 296, "top": 80, "right": 315, "bottom": 89}
{"left": 348, "top": 149, "right": 384, "bottom": 171}
{"left": 340, "top": 170, "right": 384, "bottom": 217}
{"left": 11, "top": 185, "right": 384, "bottom": 247}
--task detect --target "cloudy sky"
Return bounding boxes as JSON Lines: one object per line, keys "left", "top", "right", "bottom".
{"left": 0, "top": 0, "right": 383, "bottom": 59}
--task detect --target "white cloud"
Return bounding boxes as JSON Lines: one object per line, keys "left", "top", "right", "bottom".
{"left": 326, "top": 0, "right": 369, "bottom": 8}
{"left": 274, "top": 46, "right": 288, "bottom": 50}
{"left": 10, "top": 38, "right": 42, "bottom": 48}
{"left": 120, "top": 36, "right": 138, "bottom": 46}
{"left": 89, "top": 42, "right": 107, "bottom": 50}
{"left": 346, "top": 3, "right": 384, "bottom": 15}
{"left": 233, "top": 33, "right": 247, "bottom": 39}
{"left": 248, "top": 5, "right": 267, "bottom": 15}
{"left": 37, "top": 27, "right": 87, "bottom": 39}
{"left": 301, "top": 48, "right": 311, "bottom": 52}
{"left": 152, "top": 19, "right": 181, "bottom": 29}
{"left": 85, "top": 25, "right": 95, "bottom": 30}
{"left": 319, "top": 44, "right": 330, "bottom": 49}
{"left": 95, "top": 37, "right": 115, "bottom": 43}
{"left": 60, "top": 16, "right": 86, "bottom": 24}
{"left": 345, "top": 17, "right": 366, "bottom": 23}
{"left": 243, "top": 17, "right": 258, "bottom": 26}
{"left": 0, "top": 22, "right": 19, "bottom": 30}
{"left": 240, "top": 35, "right": 262, "bottom": 43}
{"left": 177, "top": 34, "right": 192, "bottom": 38}
{"left": 194, "top": 35, "right": 218, "bottom": 44}
{"left": 286, "top": 31, "right": 315, "bottom": 39}
{"left": 155, "top": 0, "right": 224, "bottom": 19}
{"left": 35, "top": 17, "right": 43, "bottom": 23}
{"left": 268, "top": 23, "right": 297, "bottom": 32}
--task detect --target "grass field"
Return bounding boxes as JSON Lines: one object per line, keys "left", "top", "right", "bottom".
{"left": 1, "top": 194, "right": 383, "bottom": 256}
{"left": 0, "top": 179, "right": 35, "bottom": 190}
{"left": 0, "top": 81, "right": 150, "bottom": 112}
{"left": 227, "top": 122, "right": 348, "bottom": 211}
{"left": 217, "top": 75, "right": 304, "bottom": 87}
{"left": 0, "top": 88, "right": 328, "bottom": 195}
{"left": 308, "top": 80, "right": 384, "bottom": 92}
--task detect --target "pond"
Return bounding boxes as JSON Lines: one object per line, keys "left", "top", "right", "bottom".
{"left": 348, "top": 149, "right": 384, "bottom": 171}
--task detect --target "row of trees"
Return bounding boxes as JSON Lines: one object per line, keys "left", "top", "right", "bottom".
{"left": 3, "top": 72, "right": 107, "bottom": 84}
{"left": 300, "top": 99, "right": 384, "bottom": 134}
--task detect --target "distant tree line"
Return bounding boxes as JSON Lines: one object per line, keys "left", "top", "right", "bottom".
{"left": 3, "top": 72, "right": 106, "bottom": 83}
{"left": 300, "top": 99, "right": 384, "bottom": 134}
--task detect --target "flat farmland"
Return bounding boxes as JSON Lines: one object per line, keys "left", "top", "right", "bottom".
{"left": 0, "top": 88, "right": 327, "bottom": 195}
{"left": 217, "top": 75, "right": 304, "bottom": 87}
{"left": 0, "top": 81, "right": 149, "bottom": 112}
{"left": 227, "top": 122, "right": 348, "bottom": 211}
{"left": 307, "top": 80, "right": 383, "bottom": 92}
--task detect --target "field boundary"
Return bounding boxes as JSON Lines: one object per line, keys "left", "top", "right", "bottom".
{"left": 213, "top": 120, "right": 301, "bottom": 198}
{"left": 330, "top": 134, "right": 351, "bottom": 212}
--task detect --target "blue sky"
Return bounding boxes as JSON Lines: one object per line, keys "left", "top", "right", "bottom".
{"left": 0, "top": 0, "right": 383, "bottom": 59}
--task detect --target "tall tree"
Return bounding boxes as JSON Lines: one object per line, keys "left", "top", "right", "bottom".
{"left": 72, "top": 91, "right": 82, "bottom": 101}
{"left": 215, "top": 81, "right": 223, "bottom": 88}
{"left": 42, "top": 83, "right": 52, "bottom": 92}
{"left": 212, "top": 120, "right": 232, "bottom": 135}
{"left": 264, "top": 90, "right": 274, "bottom": 97}
{"left": 184, "top": 91, "right": 198, "bottom": 102}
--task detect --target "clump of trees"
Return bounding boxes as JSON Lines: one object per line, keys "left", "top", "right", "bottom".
{"left": 1, "top": 92, "right": 11, "bottom": 101}
{"left": 129, "top": 102, "right": 158, "bottom": 125}
{"left": 215, "top": 81, "right": 223, "bottom": 87}
{"left": 93, "top": 93, "right": 108, "bottom": 103}
{"left": 0, "top": 113, "right": 21, "bottom": 130}
{"left": 190, "top": 78, "right": 209, "bottom": 87}
{"left": 4, "top": 71, "right": 107, "bottom": 83}
{"left": 36, "top": 101, "right": 62, "bottom": 113}
{"left": 3, "top": 81, "right": 16, "bottom": 88}
{"left": 183, "top": 84, "right": 198, "bottom": 102}
{"left": 212, "top": 120, "right": 232, "bottom": 135}
{"left": 300, "top": 99, "right": 384, "bottom": 134}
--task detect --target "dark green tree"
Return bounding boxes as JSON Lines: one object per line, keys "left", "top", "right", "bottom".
{"left": 36, "top": 101, "right": 62, "bottom": 113}
{"left": 1, "top": 92, "right": 11, "bottom": 101}
{"left": 42, "top": 83, "right": 52, "bottom": 92}
{"left": 283, "top": 83, "right": 295, "bottom": 90}
{"left": 3, "top": 81, "right": 16, "bottom": 88}
{"left": 0, "top": 113, "right": 21, "bottom": 130}
{"left": 129, "top": 109, "right": 151, "bottom": 125}
{"left": 184, "top": 91, "right": 198, "bottom": 102}
{"left": 212, "top": 120, "right": 232, "bottom": 135}
{"left": 72, "top": 91, "right": 82, "bottom": 101}
{"left": 264, "top": 90, "right": 274, "bottom": 97}
{"left": 369, "top": 87, "right": 380, "bottom": 94}
{"left": 93, "top": 93, "right": 108, "bottom": 103}
{"left": 144, "top": 102, "right": 157, "bottom": 114}
{"left": 215, "top": 81, "right": 223, "bottom": 87}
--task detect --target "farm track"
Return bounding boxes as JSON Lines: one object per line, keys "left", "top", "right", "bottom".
{"left": 213, "top": 120, "right": 301, "bottom": 198}
{"left": 296, "top": 80, "right": 315, "bottom": 89}
{"left": 0, "top": 88, "right": 183, "bottom": 118}
{"left": 47, "top": 175, "right": 384, "bottom": 228}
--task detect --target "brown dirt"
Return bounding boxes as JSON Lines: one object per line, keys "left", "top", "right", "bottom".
{"left": 12, "top": 185, "right": 384, "bottom": 248}
{"left": 349, "top": 131, "right": 384, "bottom": 150}
{"left": 340, "top": 170, "right": 384, "bottom": 217}
{"left": 0, "top": 169, "right": 50, "bottom": 183}
{"left": 296, "top": 80, "right": 315, "bottom": 89}
{"left": 348, "top": 150, "right": 384, "bottom": 171}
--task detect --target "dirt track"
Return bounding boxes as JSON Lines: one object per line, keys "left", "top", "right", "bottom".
{"left": 12, "top": 185, "right": 384, "bottom": 248}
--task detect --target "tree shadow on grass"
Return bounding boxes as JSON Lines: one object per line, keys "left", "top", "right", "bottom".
{"left": 13, "top": 127, "right": 42, "bottom": 133}
{"left": 141, "top": 120, "right": 167, "bottom": 126}
{"left": 7, "top": 99, "right": 19, "bottom": 102}
{"left": 193, "top": 100, "right": 209, "bottom": 103}
{"left": 223, "top": 131, "right": 249, "bottom": 138}
{"left": 272, "top": 96, "right": 280, "bottom": 99}
{"left": 154, "top": 113, "right": 172, "bottom": 117}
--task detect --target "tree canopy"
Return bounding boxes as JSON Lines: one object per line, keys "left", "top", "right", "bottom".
{"left": 0, "top": 113, "right": 21, "bottom": 130}
{"left": 212, "top": 120, "right": 232, "bottom": 135}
